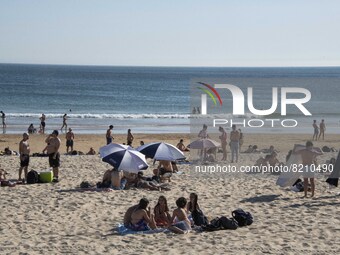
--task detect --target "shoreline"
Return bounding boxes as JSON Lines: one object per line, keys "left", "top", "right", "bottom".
{"left": 1, "top": 133, "right": 339, "bottom": 154}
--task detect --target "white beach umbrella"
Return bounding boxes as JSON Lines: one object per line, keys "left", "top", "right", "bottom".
{"left": 188, "top": 138, "right": 220, "bottom": 149}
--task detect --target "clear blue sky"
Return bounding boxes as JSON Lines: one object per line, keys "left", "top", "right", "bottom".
{"left": 0, "top": 0, "right": 339, "bottom": 67}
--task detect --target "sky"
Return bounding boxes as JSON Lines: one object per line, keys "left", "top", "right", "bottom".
{"left": 0, "top": 0, "right": 339, "bottom": 67}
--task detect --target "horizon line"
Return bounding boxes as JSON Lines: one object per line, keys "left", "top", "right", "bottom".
{"left": 1, "top": 61, "right": 340, "bottom": 69}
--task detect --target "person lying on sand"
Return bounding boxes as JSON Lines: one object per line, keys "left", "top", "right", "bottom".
{"left": 261, "top": 145, "right": 279, "bottom": 154}
{"left": 154, "top": 196, "right": 172, "bottom": 227}
{"left": 124, "top": 198, "right": 157, "bottom": 231}
{"left": 136, "top": 172, "right": 170, "bottom": 191}
{"left": 168, "top": 197, "right": 192, "bottom": 234}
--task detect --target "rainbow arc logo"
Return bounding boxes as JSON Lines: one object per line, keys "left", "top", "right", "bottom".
{"left": 197, "top": 82, "right": 223, "bottom": 106}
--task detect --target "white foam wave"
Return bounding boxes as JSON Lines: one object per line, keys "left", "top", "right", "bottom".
{"left": 6, "top": 113, "right": 191, "bottom": 119}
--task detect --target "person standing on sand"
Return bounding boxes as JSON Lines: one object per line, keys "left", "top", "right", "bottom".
{"left": 18, "top": 133, "right": 30, "bottom": 182}
{"left": 238, "top": 129, "right": 244, "bottom": 150}
{"left": 1, "top": 111, "right": 6, "bottom": 129}
{"left": 106, "top": 125, "right": 114, "bottom": 145}
{"left": 319, "top": 119, "right": 326, "bottom": 140}
{"left": 45, "top": 130, "right": 61, "bottom": 182}
{"left": 230, "top": 124, "right": 240, "bottom": 163}
{"left": 65, "top": 128, "right": 75, "bottom": 153}
{"left": 294, "top": 141, "right": 323, "bottom": 198}
{"left": 40, "top": 113, "right": 46, "bottom": 134}
{"left": 312, "top": 120, "right": 319, "bottom": 141}
{"left": 219, "top": 126, "right": 227, "bottom": 161}
{"left": 61, "top": 114, "right": 68, "bottom": 132}
{"left": 127, "top": 129, "right": 134, "bottom": 146}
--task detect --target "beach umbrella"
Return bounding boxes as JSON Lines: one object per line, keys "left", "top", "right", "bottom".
{"left": 188, "top": 138, "right": 220, "bottom": 149}
{"left": 136, "top": 142, "right": 185, "bottom": 161}
{"left": 99, "top": 143, "right": 148, "bottom": 173}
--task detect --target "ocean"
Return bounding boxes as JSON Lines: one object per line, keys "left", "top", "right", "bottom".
{"left": 1, "top": 64, "right": 340, "bottom": 134}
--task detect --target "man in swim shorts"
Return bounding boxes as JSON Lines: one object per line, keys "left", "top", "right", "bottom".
{"left": 18, "top": 133, "right": 30, "bottom": 182}
{"left": 65, "top": 128, "right": 74, "bottom": 153}
{"left": 45, "top": 130, "right": 61, "bottom": 182}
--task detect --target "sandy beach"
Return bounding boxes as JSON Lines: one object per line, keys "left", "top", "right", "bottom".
{"left": 1, "top": 133, "right": 340, "bottom": 254}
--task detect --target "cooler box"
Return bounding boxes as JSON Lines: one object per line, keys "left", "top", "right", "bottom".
{"left": 39, "top": 171, "right": 53, "bottom": 183}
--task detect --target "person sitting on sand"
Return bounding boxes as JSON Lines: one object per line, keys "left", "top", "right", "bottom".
{"left": 102, "top": 168, "right": 127, "bottom": 190}
{"left": 27, "top": 124, "right": 36, "bottom": 134}
{"left": 187, "top": 193, "right": 201, "bottom": 214}
{"left": 86, "top": 147, "right": 96, "bottom": 155}
{"left": 254, "top": 155, "right": 271, "bottom": 170}
{"left": 177, "top": 139, "right": 189, "bottom": 152}
{"left": 124, "top": 198, "right": 157, "bottom": 231}
{"left": 154, "top": 196, "right": 171, "bottom": 227}
{"left": 136, "top": 172, "right": 170, "bottom": 191}
{"left": 140, "top": 141, "right": 145, "bottom": 146}
{"left": 168, "top": 197, "right": 192, "bottom": 234}
{"left": 0, "top": 165, "right": 8, "bottom": 181}
{"left": 293, "top": 141, "right": 323, "bottom": 198}
{"left": 267, "top": 152, "right": 280, "bottom": 167}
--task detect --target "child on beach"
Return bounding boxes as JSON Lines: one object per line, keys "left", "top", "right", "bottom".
{"left": 168, "top": 197, "right": 192, "bottom": 234}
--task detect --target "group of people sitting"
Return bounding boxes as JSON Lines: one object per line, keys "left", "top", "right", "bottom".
{"left": 98, "top": 160, "right": 178, "bottom": 191}
{"left": 124, "top": 193, "right": 201, "bottom": 234}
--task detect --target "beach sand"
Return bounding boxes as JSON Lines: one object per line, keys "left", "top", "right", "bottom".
{"left": 1, "top": 133, "right": 340, "bottom": 254}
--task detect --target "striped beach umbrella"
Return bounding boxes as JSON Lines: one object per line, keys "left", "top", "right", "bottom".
{"left": 99, "top": 143, "right": 148, "bottom": 173}
{"left": 136, "top": 142, "right": 185, "bottom": 161}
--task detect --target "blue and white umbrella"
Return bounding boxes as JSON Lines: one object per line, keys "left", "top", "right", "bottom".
{"left": 99, "top": 143, "right": 148, "bottom": 173}
{"left": 136, "top": 142, "right": 185, "bottom": 161}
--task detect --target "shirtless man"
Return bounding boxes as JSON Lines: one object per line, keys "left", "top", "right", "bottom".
{"left": 176, "top": 139, "right": 189, "bottom": 152}
{"left": 18, "top": 133, "right": 30, "bottom": 182}
{"left": 40, "top": 113, "right": 46, "bottom": 134}
{"left": 127, "top": 129, "right": 134, "bottom": 146}
{"left": 61, "top": 114, "right": 67, "bottom": 131}
{"left": 45, "top": 130, "right": 61, "bottom": 182}
{"left": 294, "top": 141, "right": 323, "bottom": 198}
{"left": 106, "top": 125, "right": 114, "bottom": 145}
{"left": 230, "top": 125, "right": 240, "bottom": 163}
{"left": 153, "top": 160, "right": 173, "bottom": 176}
{"left": 168, "top": 197, "right": 191, "bottom": 234}
{"left": 319, "top": 119, "right": 326, "bottom": 140}
{"left": 124, "top": 198, "right": 157, "bottom": 231}
{"left": 65, "top": 128, "right": 74, "bottom": 153}
{"left": 312, "top": 120, "right": 319, "bottom": 141}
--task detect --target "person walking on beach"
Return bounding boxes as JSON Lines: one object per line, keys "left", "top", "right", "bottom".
{"left": 39, "top": 113, "right": 46, "bottom": 134}
{"left": 65, "top": 128, "right": 74, "bottom": 153}
{"left": 1, "top": 111, "right": 6, "bottom": 129}
{"left": 294, "top": 141, "right": 323, "bottom": 198}
{"left": 319, "top": 119, "right": 326, "bottom": 140}
{"left": 219, "top": 126, "right": 227, "bottom": 161}
{"left": 45, "top": 130, "right": 61, "bottom": 182}
{"left": 106, "top": 125, "right": 114, "bottom": 145}
{"left": 61, "top": 114, "right": 68, "bottom": 132}
{"left": 312, "top": 120, "right": 319, "bottom": 141}
{"left": 127, "top": 129, "right": 134, "bottom": 146}
{"left": 18, "top": 133, "right": 30, "bottom": 182}
{"left": 230, "top": 124, "right": 240, "bottom": 163}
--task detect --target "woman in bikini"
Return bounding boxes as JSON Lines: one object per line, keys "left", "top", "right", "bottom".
{"left": 154, "top": 196, "right": 171, "bottom": 227}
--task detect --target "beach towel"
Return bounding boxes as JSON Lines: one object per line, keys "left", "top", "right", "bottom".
{"left": 116, "top": 224, "right": 169, "bottom": 235}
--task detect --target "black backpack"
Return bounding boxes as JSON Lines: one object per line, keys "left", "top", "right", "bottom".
{"left": 202, "top": 216, "right": 238, "bottom": 232}
{"left": 191, "top": 209, "right": 209, "bottom": 226}
{"left": 26, "top": 170, "right": 39, "bottom": 184}
{"left": 232, "top": 209, "right": 253, "bottom": 227}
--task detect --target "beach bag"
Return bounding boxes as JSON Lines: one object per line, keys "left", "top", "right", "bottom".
{"left": 191, "top": 209, "right": 209, "bottom": 226}
{"left": 232, "top": 209, "right": 253, "bottom": 227}
{"left": 201, "top": 216, "right": 238, "bottom": 231}
{"left": 26, "top": 170, "right": 39, "bottom": 184}
{"left": 322, "top": 146, "right": 331, "bottom": 152}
